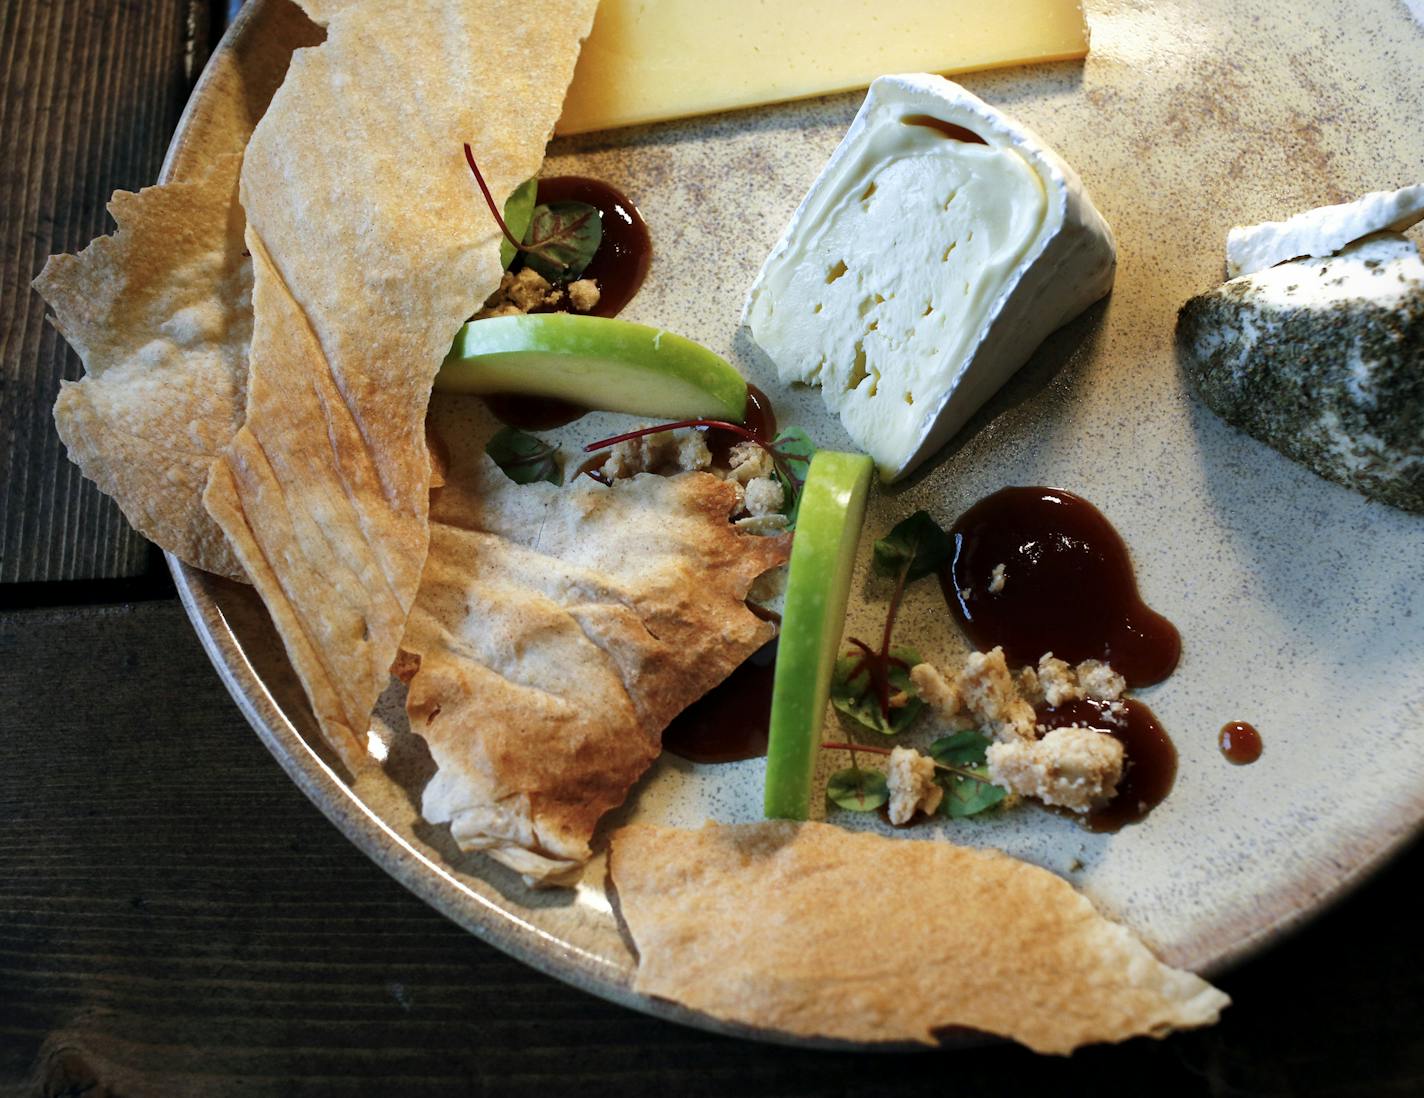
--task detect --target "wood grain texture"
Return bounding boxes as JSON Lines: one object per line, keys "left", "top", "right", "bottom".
{"left": 1, "top": 599, "right": 1421, "bottom": 1096}
{"left": 0, "top": 1, "right": 211, "bottom": 584}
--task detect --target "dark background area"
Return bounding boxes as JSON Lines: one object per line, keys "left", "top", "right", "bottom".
{"left": 2, "top": 2, "right": 1420, "bottom": 1094}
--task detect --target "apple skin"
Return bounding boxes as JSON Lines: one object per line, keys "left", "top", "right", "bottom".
{"left": 764, "top": 450, "right": 874, "bottom": 820}
{"left": 437, "top": 314, "right": 748, "bottom": 423}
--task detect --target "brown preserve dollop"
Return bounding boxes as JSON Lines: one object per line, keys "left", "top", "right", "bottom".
{"left": 941, "top": 487, "right": 1181, "bottom": 688}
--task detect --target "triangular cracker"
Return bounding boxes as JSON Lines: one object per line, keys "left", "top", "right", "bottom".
{"left": 202, "top": 0, "right": 599, "bottom": 768}
{"left": 610, "top": 821, "right": 1229, "bottom": 1052}
{"left": 401, "top": 456, "right": 789, "bottom": 885}
{"left": 35, "top": 155, "right": 251, "bottom": 581}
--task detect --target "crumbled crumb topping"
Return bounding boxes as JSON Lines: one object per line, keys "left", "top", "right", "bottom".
{"left": 910, "top": 647, "right": 1130, "bottom": 813}
{"left": 473, "top": 268, "right": 602, "bottom": 320}
{"left": 986, "top": 726, "right": 1125, "bottom": 812}
{"left": 886, "top": 746, "right": 944, "bottom": 824}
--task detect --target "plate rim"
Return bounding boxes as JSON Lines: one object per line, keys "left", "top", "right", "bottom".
{"left": 161, "top": 0, "right": 1424, "bottom": 1049}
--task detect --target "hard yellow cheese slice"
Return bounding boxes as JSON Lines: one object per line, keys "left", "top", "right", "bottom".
{"left": 556, "top": 0, "right": 1088, "bottom": 135}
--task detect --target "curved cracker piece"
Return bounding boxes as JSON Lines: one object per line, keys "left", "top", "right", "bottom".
{"left": 35, "top": 156, "right": 251, "bottom": 581}
{"left": 202, "top": 0, "right": 599, "bottom": 768}
{"left": 401, "top": 457, "right": 789, "bottom": 886}
{"left": 609, "top": 821, "right": 1229, "bottom": 1052}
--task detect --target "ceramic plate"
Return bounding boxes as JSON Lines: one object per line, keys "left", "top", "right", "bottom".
{"left": 167, "top": 0, "right": 1424, "bottom": 1045}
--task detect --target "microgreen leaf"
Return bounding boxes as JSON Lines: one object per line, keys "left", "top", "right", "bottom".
{"left": 929, "top": 731, "right": 1008, "bottom": 817}
{"left": 485, "top": 427, "right": 561, "bottom": 485}
{"left": 520, "top": 201, "right": 602, "bottom": 281}
{"left": 928, "top": 730, "right": 992, "bottom": 767}
{"left": 500, "top": 177, "right": 539, "bottom": 270}
{"left": 831, "top": 645, "right": 924, "bottom": 736}
{"left": 872, "top": 510, "right": 953, "bottom": 582}
{"left": 826, "top": 766, "right": 889, "bottom": 812}
{"left": 940, "top": 771, "right": 1009, "bottom": 817}
{"left": 768, "top": 426, "right": 816, "bottom": 528}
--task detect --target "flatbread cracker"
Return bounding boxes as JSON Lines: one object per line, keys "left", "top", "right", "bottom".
{"left": 203, "top": 0, "right": 599, "bottom": 768}
{"left": 609, "top": 821, "right": 1229, "bottom": 1052}
{"left": 401, "top": 455, "right": 789, "bottom": 885}
{"left": 35, "top": 156, "right": 251, "bottom": 581}
{"left": 34, "top": 0, "right": 325, "bottom": 581}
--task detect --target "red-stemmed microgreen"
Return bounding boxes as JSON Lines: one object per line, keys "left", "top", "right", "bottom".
{"left": 464, "top": 144, "right": 601, "bottom": 281}
{"left": 830, "top": 511, "right": 952, "bottom": 735}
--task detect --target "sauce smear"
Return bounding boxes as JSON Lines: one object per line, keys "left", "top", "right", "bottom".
{"left": 1038, "top": 697, "right": 1177, "bottom": 832}
{"left": 484, "top": 176, "right": 653, "bottom": 430}
{"left": 1219, "top": 721, "right": 1262, "bottom": 765}
{"left": 663, "top": 640, "right": 777, "bottom": 763}
{"left": 535, "top": 176, "right": 651, "bottom": 318}
{"left": 941, "top": 487, "right": 1181, "bottom": 688}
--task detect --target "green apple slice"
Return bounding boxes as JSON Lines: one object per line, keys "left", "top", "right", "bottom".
{"left": 436, "top": 314, "right": 748, "bottom": 422}
{"left": 764, "top": 450, "right": 874, "bottom": 820}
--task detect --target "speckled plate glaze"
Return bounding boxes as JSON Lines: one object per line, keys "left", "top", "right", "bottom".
{"left": 167, "top": 0, "right": 1424, "bottom": 1047}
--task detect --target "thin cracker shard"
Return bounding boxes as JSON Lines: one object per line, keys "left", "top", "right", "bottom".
{"left": 202, "top": 0, "right": 600, "bottom": 769}
{"left": 401, "top": 453, "right": 789, "bottom": 885}
{"left": 609, "top": 821, "right": 1228, "bottom": 1052}
{"left": 34, "top": 154, "right": 251, "bottom": 581}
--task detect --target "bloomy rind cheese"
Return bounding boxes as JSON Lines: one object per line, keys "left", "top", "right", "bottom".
{"left": 744, "top": 74, "right": 1116, "bottom": 481}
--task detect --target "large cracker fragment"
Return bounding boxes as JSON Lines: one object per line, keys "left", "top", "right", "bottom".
{"left": 609, "top": 821, "right": 1229, "bottom": 1052}
{"left": 34, "top": 156, "right": 251, "bottom": 581}
{"left": 203, "top": 0, "right": 599, "bottom": 769}
{"left": 400, "top": 456, "right": 788, "bottom": 886}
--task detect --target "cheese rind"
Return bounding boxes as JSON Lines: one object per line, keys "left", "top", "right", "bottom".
{"left": 555, "top": 0, "right": 1088, "bottom": 135}
{"left": 1226, "top": 185, "right": 1424, "bottom": 278}
{"left": 744, "top": 75, "right": 1116, "bottom": 481}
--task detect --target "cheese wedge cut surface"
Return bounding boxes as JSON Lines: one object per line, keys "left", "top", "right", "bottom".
{"left": 556, "top": 0, "right": 1088, "bottom": 135}
{"left": 744, "top": 75, "right": 1116, "bottom": 481}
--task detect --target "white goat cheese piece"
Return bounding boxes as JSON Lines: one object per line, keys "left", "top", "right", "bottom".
{"left": 743, "top": 74, "right": 1116, "bottom": 481}
{"left": 1226, "top": 184, "right": 1424, "bottom": 278}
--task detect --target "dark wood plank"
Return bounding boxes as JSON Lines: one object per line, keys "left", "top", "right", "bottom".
{"left": 1, "top": 599, "right": 1422, "bottom": 1096}
{"left": 0, "top": 1, "right": 213, "bottom": 584}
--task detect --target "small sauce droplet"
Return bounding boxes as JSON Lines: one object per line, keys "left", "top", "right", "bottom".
{"left": 941, "top": 487, "right": 1181, "bottom": 688}
{"left": 1219, "top": 721, "right": 1262, "bottom": 765}
{"left": 663, "top": 640, "right": 776, "bottom": 763}
{"left": 1037, "top": 697, "right": 1177, "bottom": 832}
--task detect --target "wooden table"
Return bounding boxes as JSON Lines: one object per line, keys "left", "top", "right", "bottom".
{"left": 3, "top": 4, "right": 1421, "bottom": 1093}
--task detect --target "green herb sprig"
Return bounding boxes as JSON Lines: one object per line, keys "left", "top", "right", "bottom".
{"left": 464, "top": 145, "right": 601, "bottom": 281}
{"left": 485, "top": 427, "right": 562, "bottom": 485}
{"left": 830, "top": 511, "right": 953, "bottom": 735}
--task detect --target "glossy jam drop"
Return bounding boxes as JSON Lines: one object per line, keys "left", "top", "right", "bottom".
{"left": 1037, "top": 697, "right": 1177, "bottom": 832}
{"left": 1219, "top": 721, "right": 1262, "bottom": 765}
{"left": 662, "top": 640, "right": 776, "bottom": 763}
{"left": 941, "top": 487, "right": 1181, "bottom": 688}
{"left": 535, "top": 176, "right": 651, "bottom": 318}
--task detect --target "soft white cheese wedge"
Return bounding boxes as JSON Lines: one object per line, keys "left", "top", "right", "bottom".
{"left": 743, "top": 74, "right": 1116, "bottom": 481}
{"left": 1226, "top": 184, "right": 1424, "bottom": 278}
